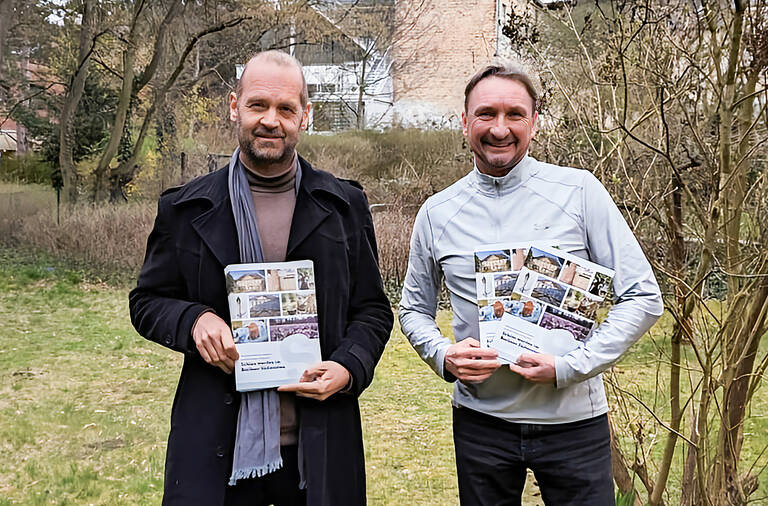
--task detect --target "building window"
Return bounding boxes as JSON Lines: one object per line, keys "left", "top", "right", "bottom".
{"left": 313, "top": 101, "right": 357, "bottom": 131}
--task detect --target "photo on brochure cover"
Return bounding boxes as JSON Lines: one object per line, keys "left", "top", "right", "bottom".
{"left": 269, "top": 316, "right": 319, "bottom": 342}
{"left": 524, "top": 247, "right": 564, "bottom": 279}
{"left": 297, "top": 267, "right": 315, "bottom": 290}
{"left": 479, "top": 295, "right": 542, "bottom": 324}
{"left": 476, "top": 273, "right": 496, "bottom": 299}
{"left": 281, "top": 292, "right": 298, "bottom": 315}
{"left": 296, "top": 293, "right": 317, "bottom": 314}
{"left": 478, "top": 297, "right": 512, "bottom": 321}
{"left": 267, "top": 268, "right": 298, "bottom": 292}
{"left": 231, "top": 319, "right": 270, "bottom": 344}
{"left": 529, "top": 278, "right": 569, "bottom": 306}
{"left": 513, "top": 270, "right": 539, "bottom": 296}
{"left": 558, "top": 260, "right": 594, "bottom": 291}
{"left": 538, "top": 306, "right": 593, "bottom": 341}
{"left": 494, "top": 273, "right": 518, "bottom": 296}
{"left": 511, "top": 248, "right": 528, "bottom": 271}
{"left": 249, "top": 293, "right": 281, "bottom": 318}
{"left": 562, "top": 288, "right": 601, "bottom": 320}
{"left": 588, "top": 272, "right": 613, "bottom": 298}
{"left": 475, "top": 249, "right": 512, "bottom": 273}
{"left": 226, "top": 269, "right": 266, "bottom": 294}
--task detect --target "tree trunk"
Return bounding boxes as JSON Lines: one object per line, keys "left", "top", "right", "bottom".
{"left": 716, "top": 282, "right": 768, "bottom": 504}
{"left": 107, "top": 14, "right": 248, "bottom": 200}
{"left": 356, "top": 55, "right": 367, "bottom": 130}
{"left": 649, "top": 179, "right": 687, "bottom": 506}
{"left": 0, "top": 0, "right": 14, "bottom": 83}
{"left": 610, "top": 419, "right": 643, "bottom": 506}
{"left": 92, "top": 46, "right": 135, "bottom": 202}
{"left": 92, "top": 0, "right": 183, "bottom": 202}
{"left": 58, "top": 0, "right": 95, "bottom": 204}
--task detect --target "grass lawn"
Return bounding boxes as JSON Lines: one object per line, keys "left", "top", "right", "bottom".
{"left": 0, "top": 249, "right": 548, "bottom": 505}
{"left": 2, "top": 248, "right": 766, "bottom": 505}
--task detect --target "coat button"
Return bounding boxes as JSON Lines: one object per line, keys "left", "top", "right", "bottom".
{"left": 164, "top": 335, "right": 173, "bottom": 345}
{"left": 224, "top": 394, "right": 233, "bottom": 405}
{"left": 216, "top": 446, "right": 225, "bottom": 458}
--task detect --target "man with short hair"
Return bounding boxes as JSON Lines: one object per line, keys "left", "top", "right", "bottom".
{"left": 399, "top": 62, "right": 663, "bottom": 505}
{"left": 130, "top": 50, "right": 392, "bottom": 505}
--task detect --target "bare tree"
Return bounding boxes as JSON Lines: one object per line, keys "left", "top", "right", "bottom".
{"left": 504, "top": 0, "right": 768, "bottom": 503}
{"left": 58, "top": 0, "right": 98, "bottom": 203}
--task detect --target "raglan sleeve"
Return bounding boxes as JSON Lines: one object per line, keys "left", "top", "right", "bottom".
{"left": 398, "top": 203, "right": 456, "bottom": 381}
{"left": 554, "top": 172, "right": 664, "bottom": 388}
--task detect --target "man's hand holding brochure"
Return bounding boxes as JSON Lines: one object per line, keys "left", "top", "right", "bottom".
{"left": 474, "top": 243, "right": 615, "bottom": 382}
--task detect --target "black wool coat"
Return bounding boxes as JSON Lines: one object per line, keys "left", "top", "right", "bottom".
{"left": 129, "top": 156, "right": 393, "bottom": 506}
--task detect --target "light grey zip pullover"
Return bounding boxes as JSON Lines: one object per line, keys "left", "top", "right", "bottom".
{"left": 399, "top": 155, "right": 664, "bottom": 423}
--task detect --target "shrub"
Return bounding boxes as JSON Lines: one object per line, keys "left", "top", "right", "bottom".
{"left": 372, "top": 208, "right": 416, "bottom": 298}
{"left": 15, "top": 201, "right": 155, "bottom": 274}
{"left": 0, "top": 153, "right": 53, "bottom": 185}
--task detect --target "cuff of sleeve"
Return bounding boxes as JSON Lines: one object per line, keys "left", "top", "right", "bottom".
{"left": 554, "top": 355, "right": 572, "bottom": 390}
{"left": 340, "top": 373, "right": 354, "bottom": 394}
{"left": 178, "top": 304, "right": 215, "bottom": 354}
{"left": 329, "top": 346, "right": 370, "bottom": 397}
{"left": 435, "top": 345, "right": 457, "bottom": 383}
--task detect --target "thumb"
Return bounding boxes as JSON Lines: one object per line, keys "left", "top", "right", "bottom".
{"left": 463, "top": 337, "right": 481, "bottom": 348}
{"left": 516, "top": 353, "right": 539, "bottom": 366}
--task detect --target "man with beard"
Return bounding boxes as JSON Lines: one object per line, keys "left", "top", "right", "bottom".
{"left": 130, "top": 50, "right": 393, "bottom": 505}
{"left": 399, "top": 61, "right": 663, "bottom": 504}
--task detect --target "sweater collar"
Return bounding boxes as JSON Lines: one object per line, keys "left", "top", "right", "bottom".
{"left": 470, "top": 154, "right": 537, "bottom": 196}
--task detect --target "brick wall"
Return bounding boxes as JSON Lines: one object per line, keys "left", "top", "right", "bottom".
{"left": 392, "top": 0, "right": 499, "bottom": 127}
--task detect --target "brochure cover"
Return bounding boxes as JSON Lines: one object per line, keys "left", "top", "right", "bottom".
{"left": 474, "top": 242, "right": 555, "bottom": 348}
{"left": 224, "top": 260, "right": 321, "bottom": 391}
{"left": 475, "top": 244, "right": 614, "bottom": 363}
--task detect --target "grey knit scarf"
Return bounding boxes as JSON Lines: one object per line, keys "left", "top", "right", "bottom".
{"left": 227, "top": 147, "right": 284, "bottom": 485}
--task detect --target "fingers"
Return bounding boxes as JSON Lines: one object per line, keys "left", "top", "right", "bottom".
{"left": 450, "top": 339, "right": 498, "bottom": 360}
{"left": 515, "top": 353, "right": 541, "bottom": 367}
{"left": 277, "top": 361, "right": 350, "bottom": 401}
{"left": 508, "top": 353, "right": 556, "bottom": 384}
{"left": 458, "top": 371, "right": 496, "bottom": 383}
{"left": 508, "top": 363, "right": 532, "bottom": 377}
{"left": 444, "top": 337, "right": 500, "bottom": 382}
{"left": 221, "top": 332, "right": 239, "bottom": 361}
{"left": 278, "top": 379, "right": 330, "bottom": 400}
{"left": 192, "top": 312, "right": 237, "bottom": 373}
{"left": 299, "top": 364, "right": 325, "bottom": 382}
{"left": 448, "top": 360, "right": 500, "bottom": 382}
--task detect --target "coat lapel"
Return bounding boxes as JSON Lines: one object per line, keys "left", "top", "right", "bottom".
{"left": 287, "top": 157, "right": 351, "bottom": 257}
{"left": 191, "top": 197, "right": 240, "bottom": 268}
{"left": 287, "top": 187, "right": 331, "bottom": 257}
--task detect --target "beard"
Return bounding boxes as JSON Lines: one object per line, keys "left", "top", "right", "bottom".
{"left": 237, "top": 120, "right": 296, "bottom": 170}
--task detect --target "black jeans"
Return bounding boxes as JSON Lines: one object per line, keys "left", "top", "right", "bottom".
{"left": 224, "top": 445, "right": 306, "bottom": 506}
{"left": 453, "top": 406, "right": 615, "bottom": 506}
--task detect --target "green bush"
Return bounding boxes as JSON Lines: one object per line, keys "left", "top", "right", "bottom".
{"left": 0, "top": 153, "right": 53, "bottom": 185}
{"left": 298, "top": 129, "right": 472, "bottom": 205}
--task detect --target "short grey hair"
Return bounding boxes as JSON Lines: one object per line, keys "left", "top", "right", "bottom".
{"left": 464, "top": 61, "right": 539, "bottom": 113}
{"left": 235, "top": 50, "right": 309, "bottom": 107}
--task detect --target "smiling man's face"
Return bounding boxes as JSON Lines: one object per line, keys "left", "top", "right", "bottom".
{"left": 462, "top": 76, "right": 537, "bottom": 177}
{"left": 229, "top": 59, "right": 310, "bottom": 175}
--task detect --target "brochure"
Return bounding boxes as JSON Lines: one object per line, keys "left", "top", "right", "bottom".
{"left": 474, "top": 244, "right": 614, "bottom": 363}
{"left": 224, "top": 260, "right": 321, "bottom": 391}
{"left": 474, "top": 242, "right": 551, "bottom": 348}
